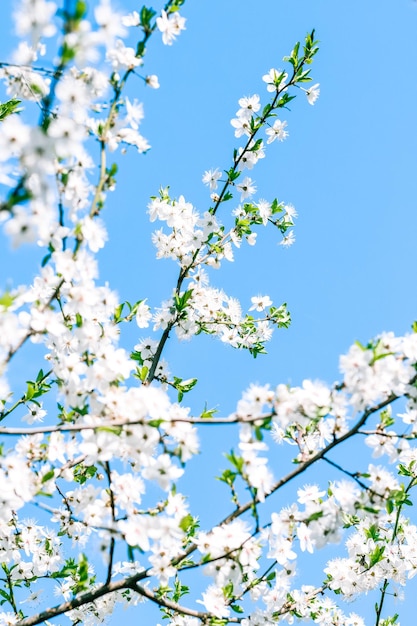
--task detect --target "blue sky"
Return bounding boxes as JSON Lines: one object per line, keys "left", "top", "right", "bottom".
{"left": 1, "top": 0, "right": 417, "bottom": 623}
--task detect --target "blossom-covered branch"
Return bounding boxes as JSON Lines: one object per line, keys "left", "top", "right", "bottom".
{"left": 0, "top": 2, "right": 416, "bottom": 626}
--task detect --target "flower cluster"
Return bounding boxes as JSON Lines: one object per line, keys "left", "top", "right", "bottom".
{"left": 4, "top": 7, "right": 412, "bottom": 626}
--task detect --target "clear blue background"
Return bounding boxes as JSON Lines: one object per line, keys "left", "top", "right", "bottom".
{"left": 1, "top": 0, "right": 417, "bottom": 623}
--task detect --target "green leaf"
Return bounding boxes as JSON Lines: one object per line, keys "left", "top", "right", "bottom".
{"left": 262, "top": 103, "right": 272, "bottom": 117}
{"left": 42, "top": 469, "right": 55, "bottom": 484}
{"left": 0, "top": 291, "right": 15, "bottom": 309}
{"left": 148, "top": 419, "right": 164, "bottom": 428}
{"left": 179, "top": 514, "right": 195, "bottom": 532}
{"left": 41, "top": 253, "right": 52, "bottom": 267}
{"left": 96, "top": 426, "right": 122, "bottom": 435}
{"left": 365, "top": 524, "right": 380, "bottom": 541}
{"left": 0, "top": 99, "right": 22, "bottom": 122}
{"left": 250, "top": 138, "right": 263, "bottom": 151}
{"left": 217, "top": 468, "right": 237, "bottom": 486}
{"left": 277, "top": 93, "right": 296, "bottom": 108}
{"left": 223, "top": 581, "right": 234, "bottom": 598}
{"left": 200, "top": 404, "right": 218, "bottom": 419}
{"left": 398, "top": 463, "right": 413, "bottom": 477}
{"left": 226, "top": 450, "right": 244, "bottom": 473}
{"left": 74, "top": 1, "right": 87, "bottom": 20}
{"left": 61, "top": 42, "right": 76, "bottom": 64}
{"left": 369, "top": 545, "right": 385, "bottom": 568}
{"left": 254, "top": 425, "right": 263, "bottom": 441}
{"left": 306, "top": 510, "right": 324, "bottom": 523}
{"left": 174, "top": 289, "right": 194, "bottom": 313}
{"left": 140, "top": 6, "right": 157, "bottom": 29}
{"left": 379, "top": 408, "right": 394, "bottom": 428}
{"left": 0, "top": 589, "right": 11, "bottom": 603}
{"left": 25, "top": 382, "right": 35, "bottom": 401}
{"left": 172, "top": 376, "right": 198, "bottom": 401}
{"left": 226, "top": 168, "right": 241, "bottom": 182}
{"left": 168, "top": 1, "right": 185, "bottom": 12}
{"left": 130, "top": 350, "right": 144, "bottom": 364}
{"left": 136, "top": 366, "right": 149, "bottom": 382}
{"left": 73, "top": 464, "right": 97, "bottom": 485}
{"left": 51, "top": 558, "right": 77, "bottom": 579}
{"left": 114, "top": 302, "right": 125, "bottom": 323}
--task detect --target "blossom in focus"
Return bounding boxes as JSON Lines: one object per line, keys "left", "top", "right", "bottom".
{"left": 237, "top": 94, "right": 261, "bottom": 119}
{"left": 236, "top": 176, "right": 256, "bottom": 200}
{"left": 306, "top": 83, "right": 320, "bottom": 105}
{"left": 250, "top": 295, "right": 272, "bottom": 311}
{"left": 266, "top": 119, "right": 288, "bottom": 144}
{"left": 156, "top": 10, "right": 186, "bottom": 45}
{"left": 279, "top": 230, "right": 295, "bottom": 246}
{"left": 202, "top": 168, "right": 222, "bottom": 191}
{"left": 22, "top": 403, "right": 47, "bottom": 424}
{"left": 262, "top": 68, "right": 287, "bottom": 92}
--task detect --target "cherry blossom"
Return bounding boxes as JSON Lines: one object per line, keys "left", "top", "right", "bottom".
{"left": 1, "top": 8, "right": 412, "bottom": 626}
